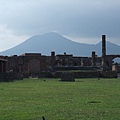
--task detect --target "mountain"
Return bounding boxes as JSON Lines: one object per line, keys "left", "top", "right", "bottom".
{"left": 95, "top": 41, "right": 120, "bottom": 56}
{"left": 0, "top": 32, "right": 120, "bottom": 57}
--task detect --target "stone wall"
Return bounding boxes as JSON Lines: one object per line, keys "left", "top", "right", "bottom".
{"left": 38, "top": 72, "right": 53, "bottom": 78}
{"left": 37, "top": 70, "right": 117, "bottom": 78}
{"left": 0, "top": 72, "right": 23, "bottom": 82}
{"left": 101, "top": 71, "right": 117, "bottom": 78}
{"left": 54, "top": 71, "right": 100, "bottom": 78}
{"left": 61, "top": 72, "right": 75, "bottom": 82}
{"left": 53, "top": 66, "right": 100, "bottom": 71}
{"left": 6, "top": 54, "right": 46, "bottom": 78}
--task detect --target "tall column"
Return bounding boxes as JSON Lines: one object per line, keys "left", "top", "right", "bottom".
{"left": 51, "top": 51, "right": 55, "bottom": 66}
{"left": 51, "top": 51, "right": 55, "bottom": 57}
{"left": 1, "top": 62, "right": 4, "bottom": 72}
{"left": 81, "top": 58, "right": 85, "bottom": 66}
{"left": 92, "top": 51, "right": 96, "bottom": 66}
{"left": 3, "top": 61, "right": 6, "bottom": 72}
{"left": 102, "top": 35, "right": 106, "bottom": 67}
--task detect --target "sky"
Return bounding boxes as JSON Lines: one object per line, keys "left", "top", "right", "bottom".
{"left": 0, "top": 0, "right": 120, "bottom": 51}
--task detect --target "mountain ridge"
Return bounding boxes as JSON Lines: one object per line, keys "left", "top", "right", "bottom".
{"left": 0, "top": 32, "right": 120, "bottom": 57}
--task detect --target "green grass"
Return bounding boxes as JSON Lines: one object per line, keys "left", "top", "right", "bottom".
{"left": 0, "top": 78, "right": 120, "bottom": 119}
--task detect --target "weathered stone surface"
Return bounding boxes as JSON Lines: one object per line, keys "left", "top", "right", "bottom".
{"left": 101, "top": 70, "right": 117, "bottom": 78}
{"left": 0, "top": 72, "right": 23, "bottom": 82}
{"left": 61, "top": 72, "right": 75, "bottom": 82}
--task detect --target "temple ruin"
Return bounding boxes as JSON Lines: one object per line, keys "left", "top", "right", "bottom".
{"left": 0, "top": 35, "right": 120, "bottom": 81}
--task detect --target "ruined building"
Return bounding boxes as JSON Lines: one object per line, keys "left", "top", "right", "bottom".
{"left": 0, "top": 35, "right": 119, "bottom": 79}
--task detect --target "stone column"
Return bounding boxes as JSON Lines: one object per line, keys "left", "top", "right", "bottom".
{"left": 1, "top": 61, "right": 4, "bottom": 72}
{"left": 0, "top": 61, "right": 2, "bottom": 72}
{"left": 51, "top": 51, "right": 55, "bottom": 66}
{"left": 92, "top": 51, "right": 96, "bottom": 66}
{"left": 51, "top": 51, "right": 55, "bottom": 57}
{"left": 3, "top": 61, "right": 6, "bottom": 72}
{"left": 102, "top": 35, "right": 106, "bottom": 66}
{"left": 81, "top": 58, "right": 85, "bottom": 66}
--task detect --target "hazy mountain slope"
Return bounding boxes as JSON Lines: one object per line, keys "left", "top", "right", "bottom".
{"left": 95, "top": 41, "right": 120, "bottom": 55}
{"left": 0, "top": 32, "right": 120, "bottom": 56}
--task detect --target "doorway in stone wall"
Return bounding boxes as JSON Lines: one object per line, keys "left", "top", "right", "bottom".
{"left": 28, "top": 59, "right": 40, "bottom": 78}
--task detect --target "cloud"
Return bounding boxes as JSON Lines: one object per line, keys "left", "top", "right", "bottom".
{"left": 0, "top": 24, "right": 29, "bottom": 51}
{"left": 0, "top": 0, "right": 120, "bottom": 49}
{"left": 1, "top": 0, "right": 120, "bottom": 36}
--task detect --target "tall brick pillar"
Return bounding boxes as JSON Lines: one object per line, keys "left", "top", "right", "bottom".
{"left": 101, "top": 35, "right": 108, "bottom": 71}
{"left": 92, "top": 51, "right": 96, "bottom": 66}
{"left": 51, "top": 51, "right": 55, "bottom": 66}
{"left": 101, "top": 35, "right": 107, "bottom": 68}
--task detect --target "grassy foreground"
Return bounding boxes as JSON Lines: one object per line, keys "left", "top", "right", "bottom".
{"left": 0, "top": 78, "right": 120, "bottom": 120}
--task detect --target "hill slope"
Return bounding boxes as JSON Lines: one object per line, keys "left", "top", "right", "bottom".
{"left": 0, "top": 32, "right": 120, "bottom": 56}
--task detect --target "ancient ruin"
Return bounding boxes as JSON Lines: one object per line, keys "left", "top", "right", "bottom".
{"left": 0, "top": 35, "right": 120, "bottom": 81}
{"left": 61, "top": 72, "right": 75, "bottom": 82}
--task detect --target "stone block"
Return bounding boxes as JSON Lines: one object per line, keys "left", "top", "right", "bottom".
{"left": 61, "top": 72, "right": 75, "bottom": 82}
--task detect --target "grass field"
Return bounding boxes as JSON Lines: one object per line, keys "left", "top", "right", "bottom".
{"left": 0, "top": 78, "right": 120, "bottom": 120}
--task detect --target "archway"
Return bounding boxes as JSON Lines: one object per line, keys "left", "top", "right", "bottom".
{"left": 106, "top": 55, "right": 120, "bottom": 70}
{"left": 112, "top": 57, "right": 120, "bottom": 64}
{"left": 112, "top": 57, "right": 120, "bottom": 73}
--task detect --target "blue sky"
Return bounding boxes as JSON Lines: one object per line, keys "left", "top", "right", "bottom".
{"left": 0, "top": 0, "right": 120, "bottom": 51}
